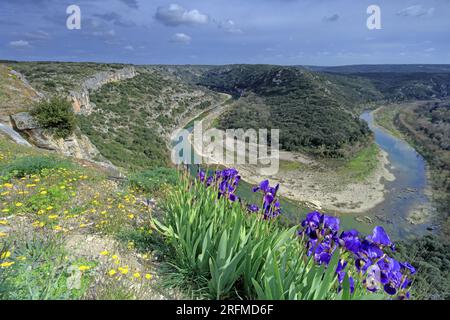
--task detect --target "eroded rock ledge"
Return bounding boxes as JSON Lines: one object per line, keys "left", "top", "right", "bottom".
{"left": 69, "top": 67, "right": 137, "bottom": 114}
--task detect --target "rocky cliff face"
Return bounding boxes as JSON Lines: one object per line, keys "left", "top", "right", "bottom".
{"left": 9, "top": 112, "right": 119, "bottom": 175}
{"left": 69, "top": 67, "right": 137, "bottom": 114}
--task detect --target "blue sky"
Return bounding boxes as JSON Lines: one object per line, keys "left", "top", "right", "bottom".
{"left": 1, "top": 0, "right": 449, "bottom": 65}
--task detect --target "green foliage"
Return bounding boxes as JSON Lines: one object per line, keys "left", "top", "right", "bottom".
{"left": 128, "top": 167, "right": 178, "bottom": 194}
{"left": 153, "top": 175, "right": 378, "bottom": 300}
{"left": 31, "top": 97, "right": 77, "bottom": 139}
{"left": 200, "top": 65, "right": 372, "bottom": 157}
{"left": 78, "top": 69, "right": 220, "bottom": 171}
{"left": 393, "top": 235, "right": 450, "bottom": 300}
{"left": 0, "top": 231, "right": 92, "bottom": 300}
{"left": 0, "top": 155, "right": 73, "bottom": 179}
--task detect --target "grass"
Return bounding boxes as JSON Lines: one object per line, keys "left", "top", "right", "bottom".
{"left": 339, "top": 143, "right": 379, "bottom": 181}
{"left": 279, "top": 160, "right": 304, "bottom": 172}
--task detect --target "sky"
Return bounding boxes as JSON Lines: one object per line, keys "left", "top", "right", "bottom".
{"left": 0, "top": 0, "right": 449, "bottom": 66}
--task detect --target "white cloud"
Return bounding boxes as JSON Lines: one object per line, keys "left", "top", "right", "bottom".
{"left": 397, "top": 5, "right": 434, "bottom": 18}
{"left": 155, "top": 4, "right": 209, "bottom": 26}
{"left": 170, "top": 33, "right": 192, "bottom": 44}
{"left": 124, "top": 45, "right": 134, "bottom": 50}
{"left": 9, "top": 40, "right": 30, "bottom": 47}
{"left": 219, "top": 20, "right": 243, "bottom": 34}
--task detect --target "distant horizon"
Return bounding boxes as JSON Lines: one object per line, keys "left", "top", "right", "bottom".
{"left": 2, "top": 58, "right": 450, "bottom": 68}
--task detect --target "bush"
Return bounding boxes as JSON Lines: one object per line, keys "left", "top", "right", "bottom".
{"left": 127, "top": 167, "right": 178, "bottom": 194}
{"left": 0, "top": 155, "right": 73, "bottom": 179}
{"left": 31, "top": 97, "right": 77, "bottom": 139}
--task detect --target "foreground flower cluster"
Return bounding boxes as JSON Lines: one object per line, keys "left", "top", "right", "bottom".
{"left": 198, "top": 167, "right": 416, "bottom": 299}
{"left": 299, "top": 211, "right": 415, "bottom": 299}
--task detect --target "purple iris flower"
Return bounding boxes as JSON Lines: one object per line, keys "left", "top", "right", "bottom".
{"left": 252, "top": 179, "right": 269, "bottom": 193}
{"left": 368, "top": 226, "right": 392, "bottom": 247}
{"left": 339, "top": 230, "right": 361, "bottom": 254}
{"left": 360, "top": 240, "right": 384, "bottom": 260}
{"left": 247, "top": 204, "right": 259, "bottom": 212}
{"left": 301, "top": 211, "right": 321, "bottom": 229}
{"left": 400, "top": 262, "right": 416, "bottom": 275}
{"left": 198, "top": 170, "right": 206, "bottom": 182}
{"left": 252, "top": 179, "right": 282, "bottom": 220}
{"left": 322, "top": 215, "right": 340, "bottom": 233}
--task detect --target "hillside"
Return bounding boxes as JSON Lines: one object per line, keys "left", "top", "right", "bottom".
{"left": 195, "top": 65, "right": 372, "bottom": 157}
{"left": 78, "top": 67, "right": 223, "bottom": 170}
{"left": 0, "top": 62, "right": 223, "bottom": 172}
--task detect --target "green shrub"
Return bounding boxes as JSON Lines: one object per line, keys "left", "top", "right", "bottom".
{"left": 0, "top": 155, "right": 73, "bottom": 179}
{"left": 31, "top": 97, "right": 77, "bottom": 139}
{"left": 153, "top": 176, "right": 380, "bottom": 300}
{"left": 128, "top": 167, "right": 178, "bottom": 194}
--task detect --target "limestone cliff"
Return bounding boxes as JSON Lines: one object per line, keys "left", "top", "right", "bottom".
{"left": 9, "top": 112, "right": 119, "bottom": 175}
{"left": 69, "top": 67, "right": 137, "bottom": 114}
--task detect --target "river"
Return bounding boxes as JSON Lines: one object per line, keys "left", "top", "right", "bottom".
{"left": 173, "top": 106, "right": 433, "bottom": 240}
{"left": 360, "top": 111, "right": 433, "bottom": 239}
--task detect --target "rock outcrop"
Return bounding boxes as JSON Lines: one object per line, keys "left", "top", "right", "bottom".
{"left": 10, "top": 112, "right": 119, "bottom": 175}
{"left": 69, "top": 67, "right": 137, "bottom": 114}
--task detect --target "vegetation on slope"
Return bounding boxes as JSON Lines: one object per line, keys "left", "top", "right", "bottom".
{"left": 7, "top": 62, "right": 125, "bottom": 96}
{"left": 197, "top": 65, "right": 372, "bottom": 157}
{"left": 78, "top": 68, "right": 221, "bottom": 171}
{"left": 0, "top": 64, "right": 39, "bottom": 117}
{"left": 395, "top": 102, "right": 450, "bottom": 237}
{"left": 0, "top": 136, "right": 177, "bottom": 299}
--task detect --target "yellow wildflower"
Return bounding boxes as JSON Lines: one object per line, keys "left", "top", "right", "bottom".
{"left": 15, "top": 202, "right": 23, "bottom": 207}
{"left": 48, "top": 215, "right": 58, "bottom": 220}
{"left": 108, "top": 269, "right": 117, "bottom": 276}
{"left": 1, "top": 209, "right": 9, "bottom": 213}
{"left": 1, "top": 251, "right": 11, "bottom": 259}
{"left": 46, "top": 206, "right": 53, "bottom": 211}
{"left": 100, "top": 250, "right": 109, "bottom": 256}
{"left": 0, "top": 220, "right": 8, "bottom": 225}
{"left": 133, "top": 272, "right": 141, "bottom": 279}
{"left": 0, "top": 261, "right": 14, "bottom": 268}
{"left": 40, "top": 191, "right": 47, "bottom": 195}
{"left": 112, "top": 255, "right": 119, "bottom": 260}
{"left": 53, "top": 225, "right": 62, "bottom": 231}
{"left": 78, "top": 265, "right": 91, "bottom": 272}
{"left": 3, "top": 183, "right": 13, "bottom": 189}
{"left": 1, "top": 191, "right": 9, "bottom": 196}
{"left": 118, "top": 266, "right": 129, "bottom": 275}
{"left": 145, "top": 274, "right": 152, "bottom": 280}
{"left": 0, "top": 232, "right": 7, "bottom": 237}
{"left": 26, "top": 184, "right": 36, "bottom": 188}
{"left": 127, "top": 214, "right": 134, "bottom": 219}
